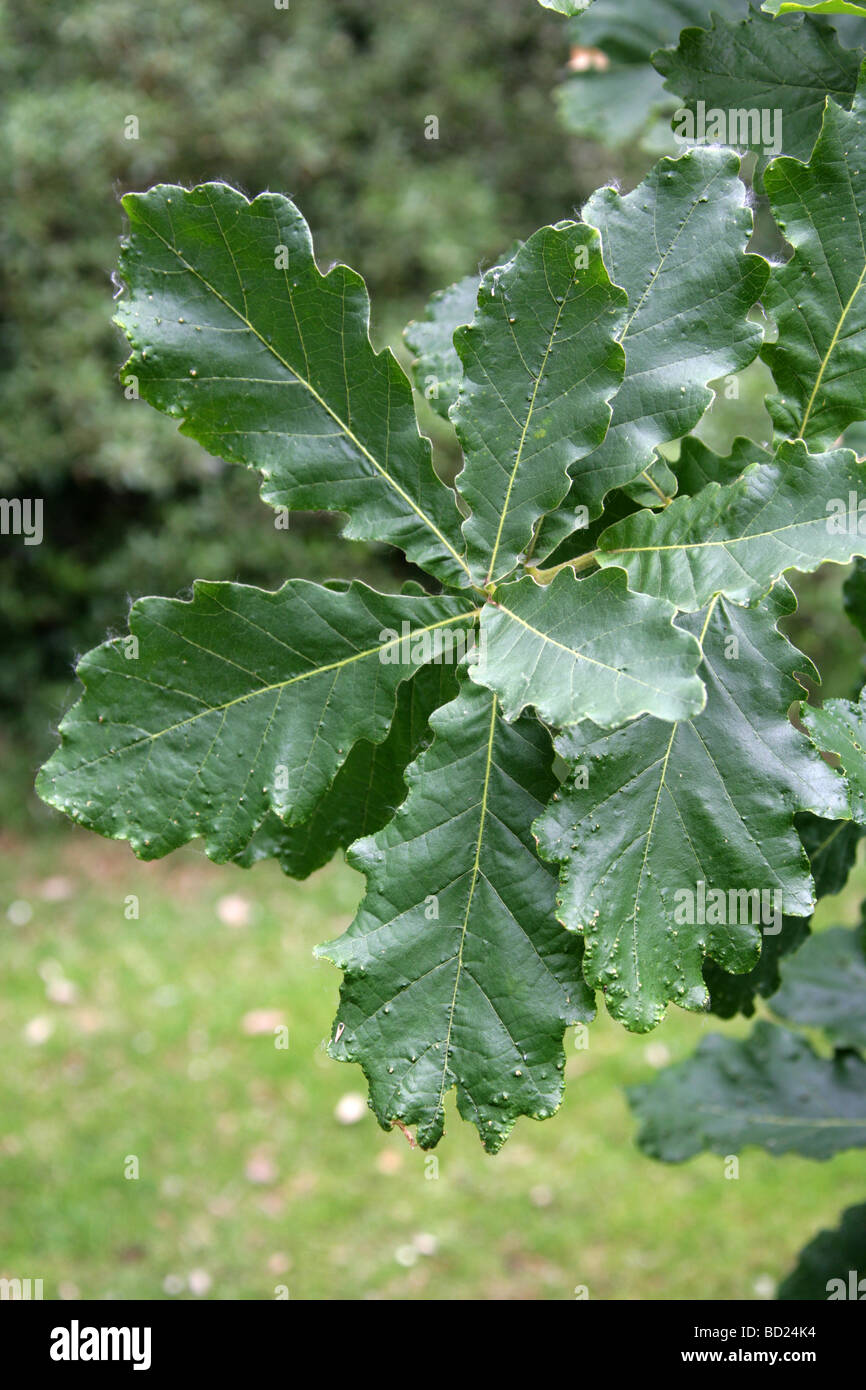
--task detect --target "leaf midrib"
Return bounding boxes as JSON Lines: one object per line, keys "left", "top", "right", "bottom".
{"left": 56, "top": 610, "right": 479, "bottom": 775}
{"left": 484, "top": 271, "right": 577, "bottom": 583}
{"left": 431, "top": 692, "right": 498, "bottom": 1129}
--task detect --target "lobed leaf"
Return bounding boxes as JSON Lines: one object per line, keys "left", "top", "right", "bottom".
{"left": 233, "top": 662, "right": 458, "bottom": 879}
{"left": 654, "top": 10, "right": 862, "bottom": 163}
{"left": 317, "top": 678, "right": 594, "bottom": 1152}
{"left": 116, "top": 183, "right": 470, "bottom": 586}
{"left": 796, "top": 809, "right": 866, "bottom": 898}
{"left": 802, "top": 686, "right": 866, "bottom": 822}
{"left": 534, "top": 583, "right": 848, "bottom": 1031}
{"left": 772, "top": 923, "right": 866, "bottom": 1048}
{"left": 535, "top": 149, "right": 767, "bottom": 558}
{"left": 36, "top": 580, "right": 477, "bottom": 861}
{"left": 672, "top": 436, "right": 773, "bottom": 497}
{"left": 453, "top": 223, "right": 627, "bottom": 584}
{"left": 703, "top": 915, "right": 811, "bottom": 1020}
{"left": 471, "top": 568, "right": 705, "bottom": 727}
{"left": 403, "top": 275, "right": 479, "bottom": 422}
{"left": 763, "top": 66, "right": 866, "bottom": 446}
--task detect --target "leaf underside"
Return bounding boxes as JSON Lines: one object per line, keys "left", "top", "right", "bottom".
{"left": 234, "top": 661, "right": 459, "bottom": 879}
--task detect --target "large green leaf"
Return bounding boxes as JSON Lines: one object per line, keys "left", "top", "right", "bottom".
{"left": 773, "top": 924, "right": 866, "bottom": 1047}
{"left": 630, "top": 1020, "right": 866, "bottom": 1160}
{"left": 471, "top": 568, "right": 705, "bottom": 727}
{"left": 115, "top": 183, "right": 469, "bottom": 586}
{"left": 534, "top": 149, "right": 767, "bottom": 559}
{"left": 654, "top": 10, "right": 862, "bottom": 163}
{"left": 317, "top": 678, "right": 594, "bottom": 1152}
{"left": 597, "top": 440, "right": 866, "bottom": 611}
{"left": 557, "top": 1, "right": 748, "bottom": 145}
{"left": 534, "top": 583, "right": 848, "bottom": 1030}
{"left": 802, "top": 687, "right": 866, "bottom": 822}
{"left": 36, "top": 580, "right": 476, "bottom": 861}
{"left": 234, "top": 662, "right": 458, "bottom": 879}
{"left": 778, "top": 1204, "right": 866, "bottom": 1300}
{"left": 453, "top": 223, "right": 627, "bottom": 584}
{"left": 763, "top": 68, "right": 866, "bottom": 446}
{"left": 403, "top": 275, "right": 479, "bottom": 422}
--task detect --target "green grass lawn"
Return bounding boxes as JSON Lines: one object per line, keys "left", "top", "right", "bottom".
{"left": 1, "top": 824, "right": 864, "bottom": 1301}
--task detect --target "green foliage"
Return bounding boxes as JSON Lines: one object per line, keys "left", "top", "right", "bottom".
{"left": 554, "top": 0, "right": 748, "bottom": 148}
{"left": 1, "top": 0, "right": 588, "bottom": 755}
{"left": 37, "top": 578, "right": 476, "bottom": 860}
{"left": 32, "top": 4, "right": 866, "bottom": 1184}
{"left": 451, "top": 224, "right": 627, "bottom": 583}
{"left": 803, "top": 687, "right": 866, "bottom": 822}
{"left": 404, "top": 276, "right": 480, "bottom": 422}
{"left": 234, "top": 661, "right": 459, "bottom": 880}
{"left": 536, "top": 148, "right": 767, "bottom": 557}
{"left": 596, "top": 442, "right": 866, "bottom": 609}
{"left": 763, "top": 68, "right": 866, "bottom": 444}
{"left": 655, "top": 9, "right": 862, "bottom": 162}
{"left": 116, "top": 185, "right": 468, "bottom": 586}
{"left": 473, "top": 569, "right": 704, "bottom": 726}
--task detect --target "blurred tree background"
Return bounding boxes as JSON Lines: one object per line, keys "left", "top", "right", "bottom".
{"left": 0, "top": 0, "right": 636, "bottom": 813}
